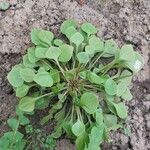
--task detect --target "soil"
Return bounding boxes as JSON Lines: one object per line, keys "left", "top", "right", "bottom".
{"left": 0, "top": 0, "right": 150, "bottom": 149}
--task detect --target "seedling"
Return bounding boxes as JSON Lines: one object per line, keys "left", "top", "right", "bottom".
{"left": 6, "top": 20, "right": 144, "bottom": 149}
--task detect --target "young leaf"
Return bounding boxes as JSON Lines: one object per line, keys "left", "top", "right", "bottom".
{"left": 89, "top": 36, "right": 104, "bottom": 52}
{"left": 35, "top": 47, "right": 48, "bottom": 58}
{"left": 76, "top": 132, "right": 89, "bottom": 150}
{"left": 23, "top": 55, "right": 36, "bottom": 68}
{"left": 7, "top": 118, "right": 18, "bottom": 130}
{"left": 72, "top": 120, "right": 85, "bottom": 137}
{"left": 19, "top": 97, "right": 36, "bottom": 112}
{"left": 70, "top": 32, "right": 84, "bottom": 46}
{"left": 31, "top": 29, "right": 54, "bottom": 46}
{"left": 116, "top": 82, "right": 127, "bottom": 97}
{"left": 103, "top": 114, "right": 118, "bottom": 131}
{"left": 113, "top": 102, "right": 128, "bottom": 119}
{"left": 119, "top": 44, "right": 135, "bottom": 62}
{"left": 104, "top": 78, "right": 117, "bottom": 95}
{"left": 60, "top": 20, "right": 76, "bottom": 34}
{"left": 103, "top": 39, "right": 118, "bottom": 57}
{"left": 81, "top": 22, "right": 97, "bottom": 35}
{"left": 121, "top": 88, "right": 133, "bottom": 101}
{"left": 46, "top": 46, "right": 61, "bottom": 61}
{"left": 20, "top": 68, "right": 35, "bottom": 82}
{"left": 0, "top": 2, "right": 10, "bottom": 10}
{"left": 35, "top": 98, "right": 49, "bottom": 109}
{"left": 64, "top": 26, "right": 78, "bottom": 39}
{"left": 77, "top": 52, "right": 89, "bottom": 64}
{"left": 16, "top": 84, "right": 30, "bottom": 98}
{"left": 27, "top": 47, "right": 38, "bottom": 63}
{"left": 53, "top": 39, "right": 63, "bottom": 46}
{"left": 87, "top": 125, "right": 104, "bottom": 150}
{"left": 59, "top": 44, "right": 73, "bottom": 62}
{"left": 33, "top": 71, "right": 53, "bottom": 87}
{"left": 50, "top": 69, "right": 60, "bottom": 83}
{"left": 7, "top": 66, "right": 24, "bottom": 88}
{"left": 80, "top": 92, "right": 99, "bottom": 114}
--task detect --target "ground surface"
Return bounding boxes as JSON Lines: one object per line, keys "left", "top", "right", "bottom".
{"left": 0, "top": 0, "right": 150, "bottom": 149}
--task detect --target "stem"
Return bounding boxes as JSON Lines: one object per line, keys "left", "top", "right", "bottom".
{"left": 41, "top": 59, "right": 53, "bottom": 69}
{"left": 35, "top": 92, "right": 53, "bottom": 100}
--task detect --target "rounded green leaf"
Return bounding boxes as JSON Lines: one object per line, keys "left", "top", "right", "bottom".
{"left": 80, "top": 92, "right": 99, "bottom": 114}
{"left": 119, "top": 44, "right": 135, "bottom": 62}
{"left": 116, "top": 82, "right": 127, "bottom": 97}
{"left": 7, "top": 118, "right": 18, "bottom": 130}
{"left": 121, "top": 88, "right": 133, "bottom": 101}
{"left": 50, "top": 69, "right": 60, "bottom": 83}
{"left": 20, "top": 68, "right": 35, "bottom": 82}
{"left": 70, "top": 32, "right": 84, "bottom": 46}
{"left": 72, "top": 120, "right": 85, "bottom": 137}
{"left": 33, "top": 71, "right": 53, "bottom": 87}
{"left": 113, "top": 102, "right": 128, "bottom": 119}
{"left": 77, "top": 52, "right": 89, "bottom": 64}
{"left": 35, "top": 47, "right": 48, "bottom": 58}
{"left": 23, "top": 55, "right": 36, "bottom": 68}
{"left": 35, "top": 98, "right": 49, "bottom": 109}
{"left": 103, "top": 39, "right": 118, "bottom": 57}
{"left": 60, "top": 20, "right": 76, "bottom": 34}
{"left": 7, "top": 66, "right": 24, "bottom": 87}
{"left": 81, "top": 22, "right": 97, "bottom": 35}
{"left": 0, "top": 2, "right": 10, "bottom": 10}
{"left": 85, "top": 45, "right": 96, "bottom": 56}
{"left": 89, "top": 36, "right": 104, "bottom": 52}
{"left": 53, "top": 39, "right": 63, "bottom": 46}
{"left": 64, "top": 26, "right": 77, "bottom": 39}
{"left": 59, "top": 44, "right": 73, "bottom": 62}
{"left": 46, "top": 46, "right": 61, "bottom": 60}
{"left": 16, "top": 84, "right": 30, "bottom": 98}
{"left": 19, "top": 97, "right": 36, "bottom": 112}
{"left": 104, "top": 78, "right": 117, "bottom": 95}
{"left": 27, "top": 47, "right": 38, "bottom": 63}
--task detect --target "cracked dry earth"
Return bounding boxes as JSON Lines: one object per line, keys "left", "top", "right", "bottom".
{"left": 0, "top": 0, "right": 150, "bottom": 149}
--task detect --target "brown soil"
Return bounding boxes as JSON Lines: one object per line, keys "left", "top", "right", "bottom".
{"left": 0, "top": 0, "right": 150, "bottom": 149}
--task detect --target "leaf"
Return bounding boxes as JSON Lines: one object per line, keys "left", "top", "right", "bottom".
{"left": 95, "top": 109, "right": 103, "bottom": 126}
{"left": 77, "top": 52, "right": 89, "bottom": 64}
{"left": 103, "top": 114, "right": 118, "bottom": 131}
{"left": 87, "top": 125, "right": 104, "bottom": 150}
{"left": 50, "top": 69, "right": 60, "bottom": 83}
{"left": 53, "top": 39, "right": 63, "bottom": 46}
{"left": 0, "top": 2, "right": 10, "bottom": 10}
{"left": 60, "top": 20, "right": 76, "bottom": 34}
{"left": 81, "top": 22, "right": 97, "bottom": 35}
{"left": 85, "top": 45, "right": 96, "bottom": 56}
{"left": 116, "top": 82, "right": 127, "bottom": 96}
{"left": 104, "top": 78, "right": 117, "bottom": 95}
{"left": 65, "top": 27, "right": 78, "bottom": 39}
{"left": 124, "top": 52, "right": 144, "bottom": 72}
{"left": 46, "top": 46, "right": 61, "bottom": 61}
{"left": 103, "top": 39, "right": 118, "bottom": 57}
{"left": 119, "top": 44, "right": 135, "bottom": 62}
{"left": 63, "top": 121, "right": 74, "bottom": 137}
{"left": 121, "top": 88, "right": 133, "bottom": 101}
{"left": 16, "top": 84, "right": 30, "bottom": 98}
{"left": 7, "top": 66, "right": 24, "bottom": 88}
{"left": 20, "top": 68, "right": 35, "bottom": 82}
{"left": 70, "top": 32, "right": 84, "bottom": 46}
{"left": 33, "top": 71, "right": 53, "bottom": 87}
{"left": 16, "top": 107, "right": 30, "bottom": 125}
{"left": 23, "top": 55, "right": 36, "bottom": 68}
{"left": 72, "top": 120, "right": 85, "bottom": 137}
{"left": 59, "top": 44, "right": 73, "bottom": 62}
{"left": 80, "top": 92, "right": 99, "bottom": 114}
{"left": 7, "top": 118, "right": 18, "bottom": 130}
{"left": 76, "top": 132, "right": 89, "bottom": 150}
{"left": 35, "top": 98, "right": 49, "bottom": 109}
{"left": 35, "top": 47, "right": 48, "bottom": 58}
{"left": 31, "top": 29, "right": 53, "bottom": 46}
{"left": 19, "top": 97, "right": 36, "bottom": 112}
{"left": 27, "top": 47, "right": 39, "bottom": 63}
{"left": 113, "top": 102, "right": 128, "bottom": 119}
{"left": 89, "top": 36, "right": 104, "bottom": 52}
{"left": 79, "top": 71, "right": 87, "bottom": 79}
{"left": 88, "top": 72, "right": 107, "bottom": 85}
